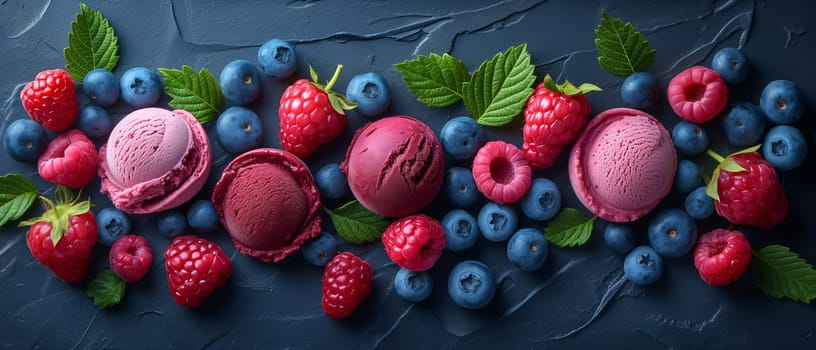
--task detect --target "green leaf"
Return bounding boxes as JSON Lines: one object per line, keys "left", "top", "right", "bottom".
{"left": 541, "top": 74, "right": 602, "bottom": 96}
{"left": 86, "top": 269, "right": 126, "bottom": 309}
{"left": 752, "top": 245, "right": 816, "bottom": 304}
{"left": 594, "top": 11, "right": 656, "bottom": 77}
{"left": 0, "top": 174, "right": 38, "bottom": 227}
{"left": 720, "top": 158, "right": 745, "bottom": 173}
{"left": 544, "top": 208, "right": 596, "bottom": 248}
{"left": 159, "top": 66, "right": 223, "bottom": 124}
{"left": 64, "top": 3, "right": 119, "bottom": 82}
{"left": 706, "top": 165, "right": 721, "bottom": 201}
{"left": 326, "top": 200, "right": 390, "bottom": 244}
{"left": 462, "top": 44, "right": 536, "bottom": 126}
{"left": 394, "top": 53, "right": 470, "bottom": 107}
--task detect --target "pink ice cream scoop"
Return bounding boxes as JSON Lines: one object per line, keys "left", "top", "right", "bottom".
{"left": 98, "top": 108, "right": 211, "bottom": 214}
{"left": 212, "top": 148, "right": 321, "bottom": 263}
{"left": 341, "top": 116, "right": 444, "bottom": 218}
{"left": 568, "top": 108, "right": 677, "bottom": 222}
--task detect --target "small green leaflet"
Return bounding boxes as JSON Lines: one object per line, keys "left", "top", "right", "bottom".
{"left": 594, "top": 11, "right": 656, "bottom": 77}
{"left": 394, "top": 53, "right": 470, "bottom": 107}
{"left": 64, "top": 3, "right": 119, "bottom": 82}
{"left": 86, "top": 269, "right": 126, "bottom": 309}
{"left": 326, "top": 200, "right": 390, "bottom": 244}
{"left": 462, "top": 44, "right": 536, "bottom": 126}
{"left": 159, "top": 66, "right": 223, "bottom": 124}
{"left": 705, "top": 145, "right": 760, "bottom": 201}
{"left": 544, "top": 208, "right": 596, "bottom": 248}
{"left": 0, "top": 174, "right": 38, "bottom": 227}
{"left": 752, "top": 245, "right": 816, "bottom": 304}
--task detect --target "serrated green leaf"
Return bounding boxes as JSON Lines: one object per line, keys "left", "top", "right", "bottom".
{"left": 394, "top": 53, "right": 469, "bottom": 107}
{"left": 594, "top": 11, "right": 655, "bottom": 77}
{"left": 752, "top": 245, "right": 816, "bottom": 304}
{"left": 86, "top": 269, "right": 126, "bottom": 309}
{"left": 64, "top": 3, "right": 119, "bottom": 82}
{"left": 159, "top": 66, "right": 223, "bottom": 124}
{"left": 0, "top": 174, "right": 38, "bottom": 227}
{"left": 544, "top": 208, "right": 595, "bottom": 248}
{"left": 326, "top": 200, "right": 390, "bottom": 244}
{"left": 462, "top": 44, "right": 536, "bottom": 126}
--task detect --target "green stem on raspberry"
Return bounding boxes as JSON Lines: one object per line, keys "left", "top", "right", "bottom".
{"left": 324, "top": 65, "right": 344, "bottom": 92}
{"left": 706, "top": 149, "right": 725, "bottom": 163}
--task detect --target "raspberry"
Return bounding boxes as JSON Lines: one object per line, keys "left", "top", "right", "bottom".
{"left": 381, "top": 214, "right": 446, "bottom": 271}
{"left": 20, "top": 68, "right": 79, "bottom": 132}
{"left": 667, "top": 66, "right": 728, "bottom": 123}
{"left": 693, "top": 229, "right": 752, "bottom": 286}
{"left": 38, "top": 129, "right": 97, "bottom": 189}
{"left": 109, "top": 235, "right": 153, "bottom": 283}
{"left": 522, "top": 75, "right": 597, "bottom": 170}
{"left": 164, "top": 235, "right": 232, "bottom": 307}
{"left": 321, "top": 252, "right": 372, "bottom": 319}
{"left": 472, "top": 141, "right": 532, "bottom": 204}
{"left": 21, "top": 191, "right": 97, "bottom": 283}
{"left": 279, "top": 65, "right": 355, "bottom": 160}
{"left": 712, "top": 151, "right": 787, "bottom": 229}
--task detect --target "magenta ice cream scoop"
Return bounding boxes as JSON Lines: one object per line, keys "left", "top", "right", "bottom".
{"left": 568, "top": 108, "right": 677, "bottom": 222}
{"left": 341, "top": 116, "right": 445, "bottom": 218}
{"left": 98, "top": 107, "right": 211, "bottom": 214}
{"left": 212, "top": 148, "right": 322, "bottom": 263}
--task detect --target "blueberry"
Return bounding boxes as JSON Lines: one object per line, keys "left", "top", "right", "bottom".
{"left": 477, "top": 202, "right": 517, "bottom": 242}
{"left": 506, "top": 228, "right": 548, "bottom": 271}
{"left": 721, "top": 103, "right": 765, "bottom": 147}
{"left": 763, "top": 125, "right": 807, "bottom": 171}
{"left": 157, "top": 210, "right": 188, "bottom": 239}
{"left": 300, "top": 232, "right": 338, "bottom": 266}
{"left": 77, "top": 105, "right": 113, "bottom": 139}
{"left": 96, "top": 208, "right": 132, "bottom": 247}
{"left": 220, "top": 59, "right": 262, "bottom": 105}
{"left": 623, "top": 246, "right": 663, "bottom": 285}
{"left": 187, "top": 200, "right": 219, "bottom": 234}
{"left": 520, "top": 178, "right": 561, "bottom": 221}
{"left": 3, "top": 119, "right": 48, "bottom": 163}
{"left": 82, "top": 68, "right": 120, "bottom": 106}
{"left": 394, "top": 268, "right": 433, "bottom": 302}
{"left": 215, "top": 106, "right": 263, "bottom": 154}
{"left": 439, "top": 116, "right": 484, "bottom": 160}
{"left": 441, "top": 209, "right": 479, "bottom": 252}
{"left": 315, "top": 163, "right": 349, "bottom": 200}
{"left": 711, "top": 47, "right": 749, "bottom": 85}
{"left": 620, "top": 72, "right": 659, "bottom": 109}
{"left": 671, "top": 121, "right": 709, "bottom": 156}
{"left": 673, "top": 160, "right": 702, "bottom": 194}
{"left": 648, "top": 209, "right": 698, "bottom": 258}
{"left": 447, "top": 260, "right": 495, "bottom": 309}
{"left": 760, "top": 80, "right": 803, "bottom": 124}
{"left": 119, "top": 67, "right": 162, "bottom": 108}
{"left": 603, "top": 223, "right": 636, "bottom": 255}
{"left": 684, "top": 186, "right": 715, "bottom": 220}
{"left": 257, "top": 39, "right": 297, "bottom": 79}
{"left": 346, "top": 72, "right": 391, "bottom": 117}
{"left": 443, "top": 167, "right": 479, "bottom": 208}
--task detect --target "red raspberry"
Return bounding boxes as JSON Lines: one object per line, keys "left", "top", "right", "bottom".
{"left": 38, "top": 129, "right": 97, "bottom": 189}
{"left": 279, "top": 65, "right": 355, "bottom": 160}
{"left": 381, "top": 214, "right": 446, "bottom": 271}
{"left": 20, "top": 190, "right": 97, "bottom": 283}
{"left": 110, "top": 235, "right": 153, "bottom": 283}
{"left": 522, "top": 75, "right": 598, "bottom": 170}
{"left": 164, "top": 235, "right": 232, "bottom": 307}
{"left": 20, "top": 68, "right": 79, "bottom": 132}
{"left": 472, "top": 141, "right": 532, "bottom": 204}
{"left": 693, "top": 229, "right": 752, "bottom": 286}
{"left": 321, "top": 252, "right": 372, "bottom": 319}
{"left": 711, "top": 151, "right": 787, "bottom": 229}
{"left": 667, "top": 66, "right": 728, "bottom": 123}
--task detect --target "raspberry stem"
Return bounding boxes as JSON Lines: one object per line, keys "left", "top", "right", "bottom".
{"left": 325, "top": 65, "right": 343, "bottom": 92}
{"left": 706, "top": 149, "right": 725, "bottom": 163}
